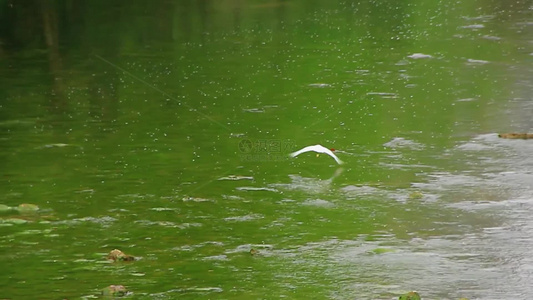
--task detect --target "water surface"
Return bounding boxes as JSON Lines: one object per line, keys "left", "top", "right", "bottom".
{"left": 1, "top": 1, "right": 532, "bottom": 299}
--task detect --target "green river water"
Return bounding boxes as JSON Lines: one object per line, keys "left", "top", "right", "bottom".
{"left": 1, "top": 1, "right": 532, "bottom": 299}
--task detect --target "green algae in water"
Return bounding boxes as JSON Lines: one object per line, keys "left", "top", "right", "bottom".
{"left": 399, "top": 291, "right": 421, "bottom": 300}
{"left": 368, "top": 248, "right": 396, "bottom": 255}
{"left": 0, "top": 204, "right": 13, "bottom": 213}
{"left": 408, "top": 192, "right": 424, "bottom": 200}
{"left": 1, "top": 218, "right": 28, "bottom": 225}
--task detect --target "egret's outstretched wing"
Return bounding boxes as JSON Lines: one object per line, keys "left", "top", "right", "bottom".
{"left": 322, "top": 148, "right": 343, "bottom": 165}
{"left": 290, "top": 144, "right": 343, "bottom": 165}
{"left": 290, "top": 145, "right": 316, "bottom": 157}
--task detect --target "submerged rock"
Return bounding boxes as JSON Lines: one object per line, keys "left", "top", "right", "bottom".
{"left": 308, "top": 83, "right": 331, "bottom": 88}
{"left": 407, "top": 53, "right": 432, "bottom": 59}
{"left": 17, "top": 203, "right": 39, "bottom": 213}
{"left": 368, "top": 248, "right": 396, "bottom": 255}
{"left": 107, "top": 249, "right": 135, "bottom": 262}
{"left": 217, "top": 175, "right": 254, "bottom": 181}
{"left": 498, "top": 133, "right": 533, "bottom": 139}
{"left": 102, "top": 285, "right": 128, "bottom": 297}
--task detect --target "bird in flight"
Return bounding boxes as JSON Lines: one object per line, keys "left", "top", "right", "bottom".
{"left": 289, "top": 144, "right": 343, "bottom": 165}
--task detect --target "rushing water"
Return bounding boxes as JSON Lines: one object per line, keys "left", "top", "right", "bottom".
{"left": 1, "top": 1, "right": 532, "bottom": 299}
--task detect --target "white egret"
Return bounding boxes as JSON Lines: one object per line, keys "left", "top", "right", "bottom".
{"left": 289, "top": 144, "right": 343, "bottom": 165}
